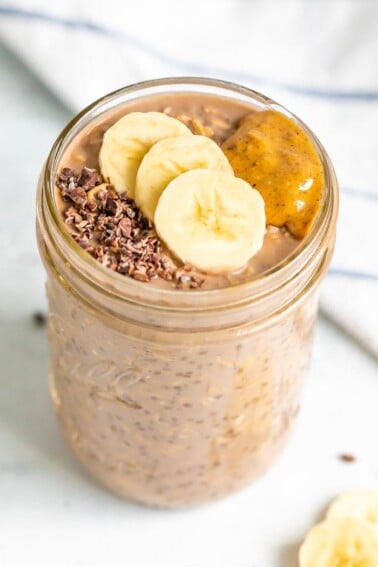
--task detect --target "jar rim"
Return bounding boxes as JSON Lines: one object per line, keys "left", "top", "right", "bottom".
{"left": 42, "top": 77, "right": 338, "bottom": 312}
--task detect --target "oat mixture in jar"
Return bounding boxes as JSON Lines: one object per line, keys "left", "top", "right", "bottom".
{"left": 37, "top": 78, "right": 338, "bottom": 507}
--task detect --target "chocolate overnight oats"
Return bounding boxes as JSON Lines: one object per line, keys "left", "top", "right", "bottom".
{"left": 37, "top": 78, "right": 338, "bottom": 507}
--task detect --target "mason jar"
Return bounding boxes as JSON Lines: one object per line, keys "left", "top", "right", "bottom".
{"left": 36, "top": 78, "right": 338, "bottom": 507}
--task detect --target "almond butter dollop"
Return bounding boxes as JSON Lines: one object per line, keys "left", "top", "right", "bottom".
{"left": 222, "top": 110, "right": 324, "bottom": 239}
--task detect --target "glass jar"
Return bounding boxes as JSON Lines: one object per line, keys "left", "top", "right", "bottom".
{"left": 36, "top": 78, "right": 338, "bottom": 507}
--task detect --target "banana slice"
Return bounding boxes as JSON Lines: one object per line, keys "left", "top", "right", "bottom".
{"left": 327, "top": 491, "right": 378, "bottom": 527}
{"left": 154, "top": 169, "right": 265, "bottom": 273}
{"left": 135, "top": 135, "right": 234, "bottom": 220}
{"left": 299, "top": 518, "right": 378, "bottom": 567}
{"left": 99, "top": 112, "right": 192, "bottom": 197}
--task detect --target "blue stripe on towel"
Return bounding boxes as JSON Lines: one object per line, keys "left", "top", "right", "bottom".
{"left": 328, "top": 269, "right": 378, "bottom": 282}
{"left": 1, "top": 5, "right": 378, "bottom": 102}
{"left": 341, "top": 188, "right": 378, "bottom": 202}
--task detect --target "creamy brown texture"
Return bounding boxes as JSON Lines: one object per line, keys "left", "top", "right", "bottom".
{"left": 39, "top": 88, "right": 333, "bottom": 507}
{"left": 57, "top": 93, "right": 299, "bottom": 289}
{"left": 46, "top": 276, "right": 318, "bottom": 507}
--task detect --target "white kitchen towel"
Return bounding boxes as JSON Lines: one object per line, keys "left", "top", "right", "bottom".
{"left": 0, "top": 0, "right": 377, "bottom": 357}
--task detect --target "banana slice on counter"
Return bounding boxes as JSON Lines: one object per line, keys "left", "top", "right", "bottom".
{"left": 299, "top": 518, "right": 378, "bottom": 567}
{"left": 327, "top": 491, "right": 378, "bottom": 527}
{"left": 135, "top": 135, "right": 234, "bottom": 221}
{"left": 154, "top": 169, "right": 265, "bottom": 273}
{"left": 99, "top": 112, "right": 192, "bottom": 197}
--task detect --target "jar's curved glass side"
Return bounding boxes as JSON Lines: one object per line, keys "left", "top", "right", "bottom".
{"left": 45, "top": 263, "right": 320, "bottom": 506}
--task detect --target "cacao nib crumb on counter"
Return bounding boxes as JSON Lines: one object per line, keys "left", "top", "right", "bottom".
{"left": 338, "top": 453, "right": 357, "bottom": 464}
{"left": 56, "top": 167, "right": 205, "bottom": 288}
{"left": 32, "top": 311, "right": 47, "bottom": 328}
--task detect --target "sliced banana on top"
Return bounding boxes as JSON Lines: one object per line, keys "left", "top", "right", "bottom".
{"left": 99, "top": 112, "right": 192, "bottom": 197}
{"left": 135, "top": 135, "right": 234, "bottom": 221}
{"left": 327, "top": 490, "right": 378, "bottom": 527}
{"left": 154, "top": 169, "right": 265, "bottom": 273}
{"left": 299, "top": 518, "right": 378, "bottom": 567}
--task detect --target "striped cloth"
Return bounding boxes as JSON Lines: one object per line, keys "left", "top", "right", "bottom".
{"left": 1, "top": 0, "right": 377, "bottom": 357}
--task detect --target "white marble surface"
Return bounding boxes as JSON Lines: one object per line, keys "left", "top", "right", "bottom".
{"left": 0, "top": 44, "right": 377, "bottom": 567}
